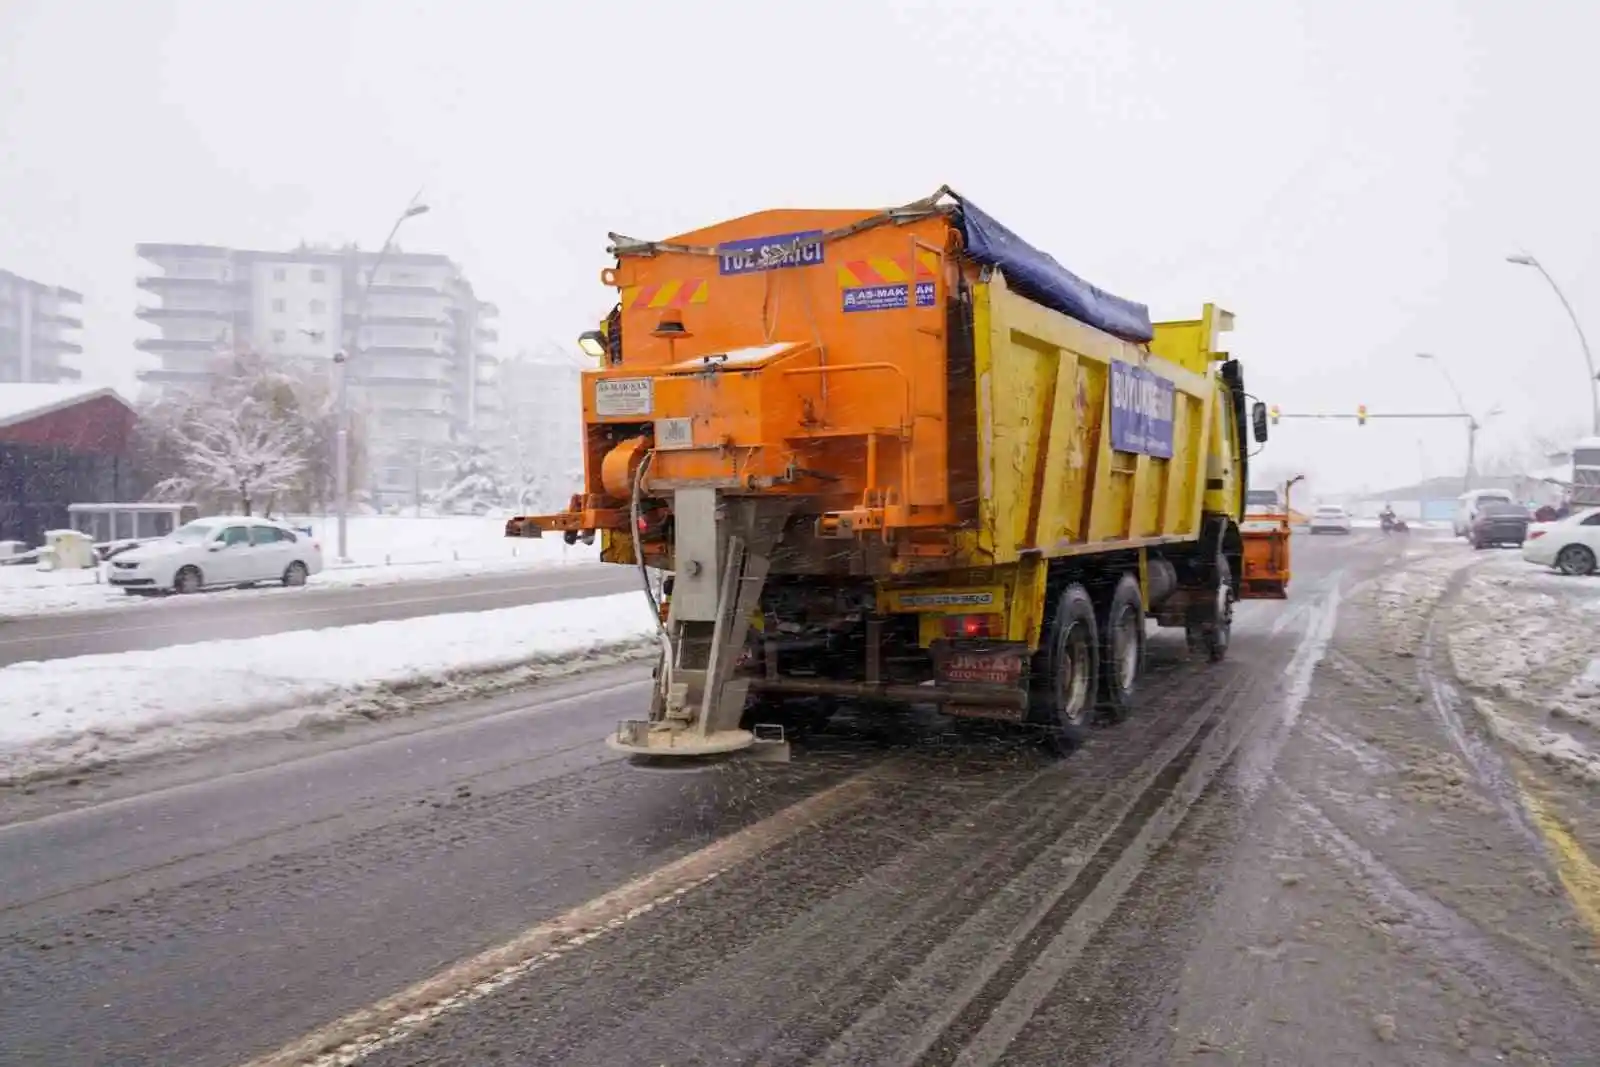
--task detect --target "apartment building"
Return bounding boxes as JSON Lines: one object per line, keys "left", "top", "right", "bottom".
{"left": 496, "top": 347, "right": 584, "bottom": 510}
{"left": 0, "top": 269, "right": 84, "bottom": 383}
{"left": 134, "top": 243, "right": 498, "bottom": 504}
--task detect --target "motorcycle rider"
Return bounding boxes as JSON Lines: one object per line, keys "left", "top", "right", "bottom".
{"left": 1380, "top": 502, "right": 1397, "bottom": 530}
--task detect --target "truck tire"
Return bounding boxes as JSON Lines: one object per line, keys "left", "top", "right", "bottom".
{"left": 1186, "top": 551, "right": 1233, "bottom": 663}
{"left": 1097, "top": 574, "right": 1144, "bottom": 721}
{"left": 1035, "top": 583, "right": 1099, "bottom": 750}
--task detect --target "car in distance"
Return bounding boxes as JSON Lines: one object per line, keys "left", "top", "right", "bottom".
{"left": 1469, "top": 501, "right": 1531, "bottom": 549}
{"left": 1453, "top": 488, "right": 1514, "bottom": 538}
{"left": 106, "top": 516, "right": 325, "bottom": 595}
{"left": 1308, "top": 504, "right": 1353, "bottom": 535}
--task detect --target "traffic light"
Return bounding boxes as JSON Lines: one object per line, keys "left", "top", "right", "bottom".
{"left": 1357, "top": 404, "right": 1368, "bottom": 426}
{"left": 1270, "top": 405, "right": 1281, "bottom": 426}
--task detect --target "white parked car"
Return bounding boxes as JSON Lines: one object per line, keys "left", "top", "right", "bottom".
{"left": 1307, "top": 504, "right": 1353, "bottom": 535}
{"left": 106, "top": 516, "right": 325, "bottom": 595}
{"left": 1522, "top": 507, "right": 1600, "bottom": 576}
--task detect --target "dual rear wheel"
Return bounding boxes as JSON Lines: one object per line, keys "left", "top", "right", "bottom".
{"left": 1036, "top": 555, "right": 1232, "bottom": 752}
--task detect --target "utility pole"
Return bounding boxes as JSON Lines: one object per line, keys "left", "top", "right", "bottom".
{"left": 1414, "top": 353, "right": 1502, "bottom": 493}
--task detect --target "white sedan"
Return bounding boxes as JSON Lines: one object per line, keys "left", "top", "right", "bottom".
{"left": 1522, "top": 507, "right": 1600, "bottom": 576}
{"left": 106, "top": 516, "right": 326, "bottom": 595}
{"left": 1308, "top": 504, "right": 1354, "bottom": 535}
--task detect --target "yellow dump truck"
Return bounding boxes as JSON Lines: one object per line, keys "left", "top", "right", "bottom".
{"left": 510, "top": 187, "right": 1291, "bottom": 759}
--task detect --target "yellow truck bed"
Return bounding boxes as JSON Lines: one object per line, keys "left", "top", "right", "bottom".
{"left": 509, "top": 188, "right": 1287, "bottom": 760}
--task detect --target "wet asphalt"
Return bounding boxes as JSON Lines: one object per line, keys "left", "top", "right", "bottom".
{"left": 1, "top": 530, "right": 1595, "bottom": 1067}
{"left": 0, "top": 564, "right": 636, "bottom": 666}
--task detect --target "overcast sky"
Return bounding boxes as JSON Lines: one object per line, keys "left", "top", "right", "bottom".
{"left": 3, "top": 0, "right": 1596, "bottom": 493}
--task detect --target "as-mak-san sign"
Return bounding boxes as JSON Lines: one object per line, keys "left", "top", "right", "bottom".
{"left": 1108, "top": 360, "right": 1176, "bottom": 459}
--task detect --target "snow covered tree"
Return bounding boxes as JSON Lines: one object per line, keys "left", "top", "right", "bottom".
{"left": 134, "top": 348, "right": 351, "bottom": 516}
{"left": 163, "top": 398, "right": 306, "bottom": 515}
{"left": 432, "top": 437, "right": 506, "bottom": 515}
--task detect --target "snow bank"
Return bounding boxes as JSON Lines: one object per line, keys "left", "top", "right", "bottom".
{"left": 1446, "top": 554, "right": 1600, "bottom": 785}
{"left": 0, "top": 565, "right": 118, "bottom": 617}
{"left": 0, "top": 591, "right": 658, "bottom": 782}
{"left": 299, "top": 513, "right": 597, "bottom": 572}
{"left": 0, "top": 514, "right": 600, "bottom": 619}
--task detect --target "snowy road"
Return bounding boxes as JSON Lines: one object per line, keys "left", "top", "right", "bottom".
{"left": 0, "top": 563, "right": 637, "bottom": 666}
{"left": 1, "top": 533, "right": 1596, "bottom": 1067}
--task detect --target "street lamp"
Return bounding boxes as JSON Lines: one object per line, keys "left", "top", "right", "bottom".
{"left": 1505, "top": 252, "right": 1599, "bottom": 435}
{"left": 334, "top": 195, "right": 430, "bottom": 562}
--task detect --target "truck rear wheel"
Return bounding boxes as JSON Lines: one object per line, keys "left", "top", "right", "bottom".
{"left": 1098, "top": 574, "right": 1144, "bottom": 720}
{"left": 1035, "top": 583, "right": 1099, "bottom": 749}
{"left": 1186, "top": 551, "right": 1234, "bottom": 662}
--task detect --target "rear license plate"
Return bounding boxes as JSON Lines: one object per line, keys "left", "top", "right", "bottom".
{"left": 936, "top": 647, "right": 1027, "bottom": 686}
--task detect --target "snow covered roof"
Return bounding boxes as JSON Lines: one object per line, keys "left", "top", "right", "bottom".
{"left": 1576, "top": 436, "right": 1600, "bottom": 451}
{"left": 0, "top": 384, "right": 134, "bottom": 431}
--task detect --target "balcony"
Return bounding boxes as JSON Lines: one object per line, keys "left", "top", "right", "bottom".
{"left": 136, "top": 366, "right": 214, "bottom": 385}
{"left": 352, "top": 375, "right": 454, "bottom": 390}
{"left": 476, "top": 326, "right": 499, "bottom": 342}
{"left": 354, "top": 343, "right": 449, "bottom": 360}
{"left": 136, "top": 305, "right": 234, "bottom": 323}
{"left": 366, "top": 281, "right": 446, "bottom": 297}
{"left": 137, "top": 275, "right": 244, "bottom": 294}
{"left": 136, "top": 243, "right": 232, "bottom": 262}
{"left": 36, "top": 338, "right": 84, "bottom": 354}
{"left": 56, "top": 365, "right": 83, "bottom": 381}
{"left": 478, "top": 301, "right": 500, "bottom": 318}
{"left": 40, "top": 313, "right": 83, "bottom": 329}
{"left": 135, "top": 337, "right": 227, "bottom": 353}
{"left": 358, "top": 313, "right": 452, "bottom": 328}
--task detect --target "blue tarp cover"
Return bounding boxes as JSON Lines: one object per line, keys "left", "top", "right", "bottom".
{"left": 949, "top": 193, "right": 1154, "bottom": 344}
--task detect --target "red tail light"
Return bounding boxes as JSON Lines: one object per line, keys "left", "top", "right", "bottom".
{"left": 943, "top": 614, "right": 1003, "bottom": 639}
{"left": 635, "top": 509, "right": 670, "bottom": 540}
{"left": 1529, "top": 530, "right": 1545, "bottom": 540}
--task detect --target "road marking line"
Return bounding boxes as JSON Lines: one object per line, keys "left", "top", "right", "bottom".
{"left": 1517, "top": 781, "right": 1600, "bottom": 943}
{"left": 0, "top": 575, "right": 627, "bottom": 648}
{"left": 236, "top": 769, "right": 884, "bottom": 1067}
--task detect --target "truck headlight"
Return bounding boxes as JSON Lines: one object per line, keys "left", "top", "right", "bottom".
{"left": 577, "top": 330, "right": 606, "bottom": 359}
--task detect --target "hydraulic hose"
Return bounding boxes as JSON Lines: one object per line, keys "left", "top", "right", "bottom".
{"left": 629, "top": 449, "right": 673, "bottom": 701}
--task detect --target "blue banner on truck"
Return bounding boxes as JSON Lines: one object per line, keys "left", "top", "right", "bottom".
{"left": 1109, "top": 360, "right": 1176, "bottom": 458}
{"left": 716, "top": 230, "right": 825, "bottom": 276}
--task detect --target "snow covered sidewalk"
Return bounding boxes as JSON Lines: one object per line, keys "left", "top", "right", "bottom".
{"left": 0, "top": 514, "right": 599, "bottom": 618}
{"left": 0, "top": 591, "right": 658, "bottom": 783}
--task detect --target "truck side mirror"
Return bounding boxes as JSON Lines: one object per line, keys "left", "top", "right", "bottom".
{"left": 1251, "top": 401, "right": 1269, "bottom": 443}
